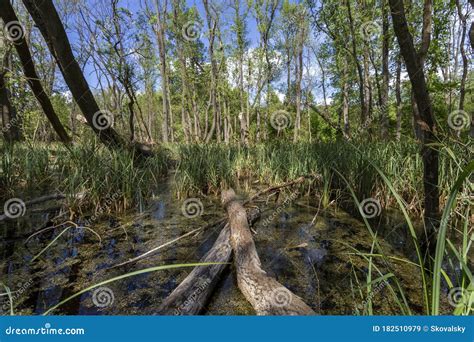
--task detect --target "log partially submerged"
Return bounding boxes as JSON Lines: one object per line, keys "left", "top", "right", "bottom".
{"left": 157, "top": 208, "right": 261, "bottom": 315}
{"left": 222, "top": 188, "right": 315, "bottom": 315}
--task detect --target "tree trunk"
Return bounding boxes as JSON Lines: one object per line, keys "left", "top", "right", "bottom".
{"left": 21, "top": 0, "right": 129, "bottom": 150}
{"left": 381, "top": 0, "right": 390, "bottom": 139}
{"left": 389, "top": 0, "right": 439, "bottom": 254}
{"left": 1, "top": 0, "right": 71, "bottom": 144}
{"left": 395, "top": 54, "right": 403, "bottom": 141}
{"left": 172, "top": 0, "right": 191, "bottom": 143}
{"left": 153, "top": 0, "right": 170, "bottom": 143}
{"left": 363, "top": 46, "right": 372, "bottom": 127}
{"left": 293, "top": 32, "right": 304, "bottom": 142}
{"left": 221, "top": 189, "right": 315, "bottom": 315}
{"left": 158, "top": 209, "right": 261, "bottom": 315}
{"left": 0, "top": 73, "right": 21, "bottom": 142}
{"left": 233, "top": 0, "right": 248, "bottom": 142}
{"left": 346, "top": 0, "right": 368, "bottom": 125}
{"left": 455, "top": 0, "right": 468, "bottom": 113}
{"left": 469, "top": 0, "right": 474, "bottom": 50}
{"left": 342, "top": 58, "right": 350, "bottom": 139}
{"left": 0, "top": 49, "right": 21, "bottom": 142}
{"left": 111, "top": 0, "right": 136, "bottom": 142}
{"left": 239, "top": 112, "right": 249, "bottom": 145}
{"left": 204, "top": 0, "right": 220, "bottom": 143}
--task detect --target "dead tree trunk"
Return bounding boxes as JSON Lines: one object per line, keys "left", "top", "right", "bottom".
{"left": 158, "top": 209, "right": 261, "bottom": 315}
{"left": 221, "top": 189, "right": 315, "bottom": 315}
{"left": 159, "top": 222, "right": 231, "bottom": 315}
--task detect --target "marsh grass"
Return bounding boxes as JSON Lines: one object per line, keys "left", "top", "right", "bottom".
{"left": 0, "top": 138, "right": 471, "bottom": 315}
{"left": 172, "top": 140, "right": 465, "bottom": 212}
{"left": 345, "top": 156, "right": 472, "bottom": 316}
{"left": 0, "top": 139, "right": 467, "bottom": 217}
{"left": 0, "top": 141, "right": 171, "bottom": 214}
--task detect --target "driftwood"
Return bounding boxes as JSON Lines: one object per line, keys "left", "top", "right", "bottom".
{"left": 157, "top": 208, "right": 261, "bottom": 315}
{"left": 222, "top": 188, "right": 315, "bottom": 315}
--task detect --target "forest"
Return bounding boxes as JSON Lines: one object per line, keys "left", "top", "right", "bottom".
{"left": 0, "top": 0, "right": 472, "bottom": 316}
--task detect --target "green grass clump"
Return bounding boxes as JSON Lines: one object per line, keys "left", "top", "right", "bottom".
{"left": 0, "top": 140, "right": 171, "bottom": 214}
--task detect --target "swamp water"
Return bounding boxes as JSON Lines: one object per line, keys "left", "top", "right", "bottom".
{"left": 0, "top": 187, "right": 436, "bottom": 316}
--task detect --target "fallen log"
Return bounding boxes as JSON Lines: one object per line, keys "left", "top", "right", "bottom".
{"left": 157, "top": 208, "right": 261, "bottom": 315}
{"left": 222, "top": 188, "right": 315, "bottom": 315}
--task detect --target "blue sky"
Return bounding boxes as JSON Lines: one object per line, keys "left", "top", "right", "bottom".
{"left": 74, "top": 0, "right": 264, "bottom": 89}
{"left": 65, "top": 0, "right": 329, "bottom": 103}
